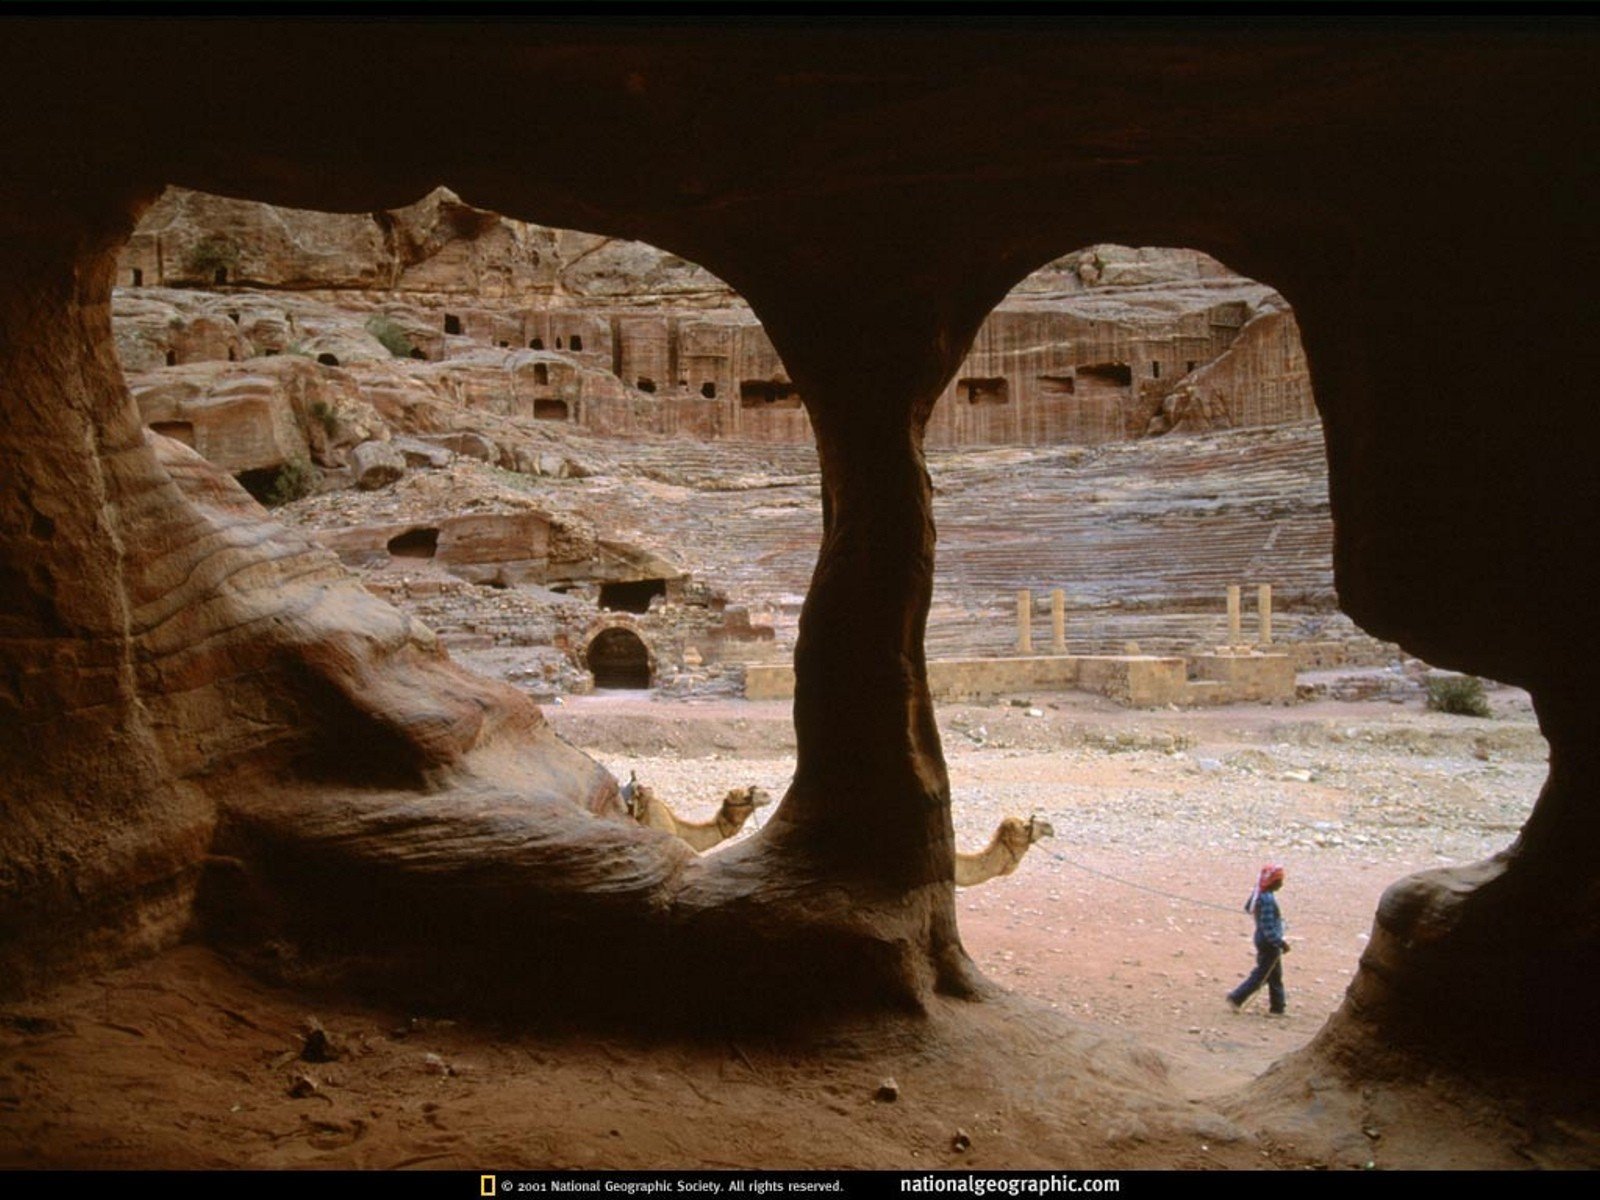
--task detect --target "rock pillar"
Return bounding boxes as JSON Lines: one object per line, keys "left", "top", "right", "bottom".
{"left": 1017, "top": 590, "right": 1033, "bottom": 654}
{"left": 1227, "top": 584, "right": 1242, "bottom": 647}
{"left": 1258, "top": 584, "right": 1273, "bottom": 646}
{"left": 1051, "top": 588, "right": 1066, "bottom": 654}
{"left": 0, "top": 180, "right": 212, "bottom": 993}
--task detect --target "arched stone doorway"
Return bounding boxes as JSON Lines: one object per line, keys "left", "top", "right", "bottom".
{"left": 586, "top": 627, "right": 652, "bottom": 689}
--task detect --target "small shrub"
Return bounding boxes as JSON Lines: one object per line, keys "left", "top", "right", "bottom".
{"left": 308, "top": 400, "right": 339, "bottom": 435}
{"left": 1426, "top": 674, "right": 1491, "bottom": 718}
{"left": 265, "top": 456, "right": 315, "bottom": 507}
{"left": 184, "top": 235, "right": 240, "bottom": 282}
{"left": 365, "top": 313, "right": 415, "bottom": 358}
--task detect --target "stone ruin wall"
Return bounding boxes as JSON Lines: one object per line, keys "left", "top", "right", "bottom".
{"left": 117, "top": 188, "right": 1317, "bottom": 451}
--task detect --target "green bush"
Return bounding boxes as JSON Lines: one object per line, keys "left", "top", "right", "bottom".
{"left": 265, "top": 456, "right": 315, "bottom": 507}
{"left": 365, "top": 313, "right": 415, "bottom": 358}
{"left": 184, "top": 235, "right": 240, "bottom": 282}
{"left": 308, "top": 400, "right": 339, "bottom": 435}
{"left": 1426, "top": 674, "right": 1491, "bottom": 718}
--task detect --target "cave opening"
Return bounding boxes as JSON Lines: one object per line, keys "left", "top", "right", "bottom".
{"left": 386, "top": 527, "right": 440, "bottom": 559}
{"left": 529, "top": 337, "right": 544, "bottom": 350}
{"left": 586, "top": 627, "right": 652, "bottom": 689}
{"left": 636, "top": 377, "right": 656, "bottom": 393}
{"left": 534, "top": 363, "right": 549, "bottom": 385}
{"left": 316, "top": 352, "right": 339, "bottom": 366}
{"left": 2, "top": 23, "right": 1589, "bottom": 1160}
{"left": 739, "top": 380, "right": 801, "bottom": 409}
{"left": 570, "top": 334, "right": 583, "bottom": 351}
{"left": 701, "top": 381, "right": 716, "bottom": 399}
{"left": 1077, "top": 362, "right": 1133, "bottom": 387}
{"left": 233, "top": 467, "right": 283, "bottom": 505}
{"left": 131, "top": 267, "right": 142, "bottom": 286}
{"left": 444, "top": 313, "right": 462, "bottom": 335}
{"left": 961, "top": 377, "right": 1009, "bottom": 405}
{"left": 534, "top": 398, "right": 568, "bottom": 420}
{"left": 599, "top": 578, "right": 666, "bottom": 613}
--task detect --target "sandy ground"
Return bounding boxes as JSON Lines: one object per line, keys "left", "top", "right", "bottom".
{"left": 2, "top": 684, "right": 1576, "bottom": 1171}
{"left": 556, "top": 685, "right": 1546, "bottom": 1094}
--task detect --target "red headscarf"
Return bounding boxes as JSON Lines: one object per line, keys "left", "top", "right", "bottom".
{"left": 1246, "top": 863, "right": 1286, "bottom": 913}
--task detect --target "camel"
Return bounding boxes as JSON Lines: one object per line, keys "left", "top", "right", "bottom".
{"left": 955, "top": 814, "right": 1055, "bottom": 887}
{"left": 619, "top": 772, "right": 773, "bottom": 851}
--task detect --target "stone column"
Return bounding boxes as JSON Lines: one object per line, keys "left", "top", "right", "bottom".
{"left": 1017, "top": 590, "right": 1033, "bottom": 654}
{"left": 1227, "top": 584, "right": 1242, "bottom": 647}
{"left": 1051, "top": 588, "right": 1066, "bottom": 654}
{"left": 1258, "top": 584, "right": 1273, "bottom": 646}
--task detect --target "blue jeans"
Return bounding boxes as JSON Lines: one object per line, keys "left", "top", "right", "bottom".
{"left": 1229, "top": 941, "right": 1286, "bottom": 1012}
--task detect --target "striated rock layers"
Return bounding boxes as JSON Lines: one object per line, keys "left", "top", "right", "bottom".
{"left": 2, "top": 21, "right": 1598, "bottom": 1092}
{"left": 117, "top": 188, "right": 1313, "bottom": 451}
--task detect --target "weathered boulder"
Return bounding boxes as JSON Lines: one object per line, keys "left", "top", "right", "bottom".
{"left": 418, "top": 430, "right": 496, "bottom": 462}
{"left": 350, "top": 439, "right": 406, "bottom": 490}
{"left": 391, "top": 436, "right": 455, "bottom": 469}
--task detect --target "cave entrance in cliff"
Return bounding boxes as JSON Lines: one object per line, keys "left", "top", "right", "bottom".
{"left": 534, "top": 398, "right": 567, "bottom": 420}
{"left": 600, "top": 578, "right": 666, "bottom": 614}
{"left": 740, "top": 380, "right": 801, "bottom": 409}
{"left": 1076, "top": 362, "right": 1133, "bottom": 389}
{"left": 387, "top": 527, "right": 440, "bottom": 559}
{"left": 961, "top": 377, "right": 1009, "bottom": 405}
{"left": 234, "top": 466, "right": 284, "bottom": 505}
{"left": 587, "top": 628, "right": 652, "bottom": 689}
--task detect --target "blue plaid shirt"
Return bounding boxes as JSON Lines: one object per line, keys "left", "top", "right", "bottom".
{"left": 1251, "top": 890, "right": 1286, "bottom": 949}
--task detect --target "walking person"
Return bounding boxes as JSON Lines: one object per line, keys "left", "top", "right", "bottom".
{"left": 1228, "top": 863, "right": 1289, "bottom": 1014}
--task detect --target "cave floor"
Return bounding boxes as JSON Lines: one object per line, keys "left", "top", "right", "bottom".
{"left": 2, "top": 688, "right": 1587, "bottom": 1170}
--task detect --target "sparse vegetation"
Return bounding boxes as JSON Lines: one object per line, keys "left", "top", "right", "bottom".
{"left": 365, "top": 313, "right": 415, "bottom": 358}
{"left": 265, "top": 456, "right": 315, "bottom": 507}
{"left": 184, "top": 235, "right": 240, "bottom": 281}
{"left": 308, "top": 400, "right": 339, "bottom": 436}
{"left": 1427, "top": 674, "right": 1492, "bottom": 718}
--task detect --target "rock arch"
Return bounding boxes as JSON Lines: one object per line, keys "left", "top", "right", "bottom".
{"left": 583, "top": 619, "right": 655, "bottom": 690}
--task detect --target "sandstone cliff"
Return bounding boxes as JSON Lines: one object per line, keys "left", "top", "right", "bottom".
{"left": 117, "top": 188, "right": 1315, "bottom": 451}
